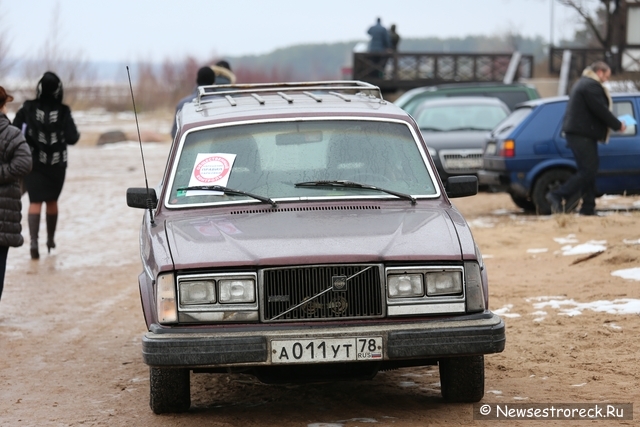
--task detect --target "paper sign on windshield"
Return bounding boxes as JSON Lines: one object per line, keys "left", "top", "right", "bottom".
{"left": 186, "top": 153, "right": 237, "bottom": 196}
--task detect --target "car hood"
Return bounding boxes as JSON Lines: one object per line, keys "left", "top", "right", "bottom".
{"left": 163, "top": 205, "right": 465, "bottom": 269}
{"left": 420, "top": 130, "right": 490, "bottom": 150}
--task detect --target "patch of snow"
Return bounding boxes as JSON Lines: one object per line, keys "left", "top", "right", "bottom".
{"left": 527, "top": 248, "right": 548, "bottom": 254}
{"left": 623, "top": 239, "right": 640, "bottom": 245}
{"left": 530, "top": 310, "right": 547, "bottom": 322}
{"left": 494, "top": 304, "right": 521, "bottom": 318}
{"left": 554, "top": 234, "right": 578, "bottom": 244}
{"left": 612, "top": 268, "right": 640, "bottom": 281}
{"left": 487, "top": 390, "right": 503, "bottom": 395}
{"left": 468, "top": 218, "right": 496, "bottom": 228}
{"left": 525, "top": 296, "right": 566, "bottom": 302}
{"left": 513, "top": 396, "right": 529, "bottom": 400}
{"left": 532, "top": 298, "right": 640, "bottom": 316}
{"left": 561, "top": 241, "right": 607, "bottom": 256}
{"left": 398, "top": 381, "right": 417, "bottom": 388}
{"left": 491, "top": 209, "right": 511, "bottom": 215}
{"left": 571, "top": 383, "right": 587, "bottom": 387}
{"left": 607, "top": 323, "right": 622, "bottom": 330}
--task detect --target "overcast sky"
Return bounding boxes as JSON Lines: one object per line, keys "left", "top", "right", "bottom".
{"left": 3, "top": 0, "right": 591, "bottom": 63}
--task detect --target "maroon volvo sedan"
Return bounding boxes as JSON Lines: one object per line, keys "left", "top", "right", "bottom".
{"left": 127, "top": 81, "right": 505, "bottom": 414}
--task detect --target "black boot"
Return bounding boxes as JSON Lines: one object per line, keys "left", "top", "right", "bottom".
{"left": 28, "top": 214, "right": 40, "bottom": 260}
{"left": 46, "top": 214, "right": 58, "bottom": 253}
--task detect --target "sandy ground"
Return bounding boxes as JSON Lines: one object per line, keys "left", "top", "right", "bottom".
{"left": 1, "top": 126, "right": 639, "bottom": 426}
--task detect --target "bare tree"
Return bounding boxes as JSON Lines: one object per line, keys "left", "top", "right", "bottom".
{"left": 0, "top": 0, "right": 14, "bottom": 76}
{"left": 558, "top": 0, "right": 618, "bottom": 52}
{"left": 25, "top": 0, "right": 95, "bottom": 106}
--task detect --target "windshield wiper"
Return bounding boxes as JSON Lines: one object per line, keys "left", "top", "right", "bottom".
{"left": 294, "top": 180, "right": 416, "bottom": 204}
{"left": 448, "top": 126, "right": 491, "bottom": 132}
{"left": 419, "top": 127, "right": 443, "bottom": 132}
{"left": 177, "top": 185, "right": 277, "bottom": 207}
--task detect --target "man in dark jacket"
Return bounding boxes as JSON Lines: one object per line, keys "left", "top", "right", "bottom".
{"left": 546, "top": 61, "right": 626, "bottom": 216}
{"left": 367, "top": 18, "right": 391, "bottom": 79}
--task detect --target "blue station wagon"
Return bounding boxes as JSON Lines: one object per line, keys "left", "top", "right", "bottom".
{"left": 478, "top": 93, "right": 640, "bottom": 214}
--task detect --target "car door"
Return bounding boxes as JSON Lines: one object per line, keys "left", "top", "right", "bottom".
{"left": 596, "top": 96, "right": 640, "bottom": 193}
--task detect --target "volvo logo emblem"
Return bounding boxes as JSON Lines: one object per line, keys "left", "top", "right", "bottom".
{"left": 332, "top": 275, "right": 347, "bottom": 291}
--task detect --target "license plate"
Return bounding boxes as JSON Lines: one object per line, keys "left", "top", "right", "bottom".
{"left": 271, "top": 337, "right": 383, "bottom": 364}
{"left": 485, "top": 143, "right": 496, "bottom": 155}
{"left": 444, "top": 158, "right": 483, "bottom": 169}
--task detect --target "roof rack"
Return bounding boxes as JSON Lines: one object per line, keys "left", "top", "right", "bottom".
{"left": 195, "top": 80, "right": 383, "bottom": 107}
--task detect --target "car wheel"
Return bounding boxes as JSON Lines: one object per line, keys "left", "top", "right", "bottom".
{"left": 439, "top": 355, "right": 484, "bottom": 402}
{"left": 149, "top": 367, "right": 191, "bottom": 414}
{"left": 531, "top": 169, "right": 579, "bottom": 215}
{"left": 509, "top": 192, "right": 536, "bottom": 212}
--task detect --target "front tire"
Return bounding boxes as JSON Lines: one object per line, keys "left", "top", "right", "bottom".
{"left": 439, "top": 355, "right": 484, "bottom": 403}
{"left": 149, "top": 367, "right": 191, "bottom": 414}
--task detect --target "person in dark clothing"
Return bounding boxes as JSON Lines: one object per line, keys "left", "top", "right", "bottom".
{"left": 389, "top": 24, "right": 400, "bottom": 52}
{"left": 13, "top": 72, "right": 80, "bottom": 259}
{"left": 170, "top": 66, "right": 216, "bottom": 139}
{"left": 546, "top": 62, "right": 625, "bottom": 216}
{"left": 367, "top": 17, "right": 391, "bottom": 79}
{"left": 0, "top": 86, "right": 33, "bottom": 297}
{"left": 211, "top": 60, "right": 236, "bottom": 85}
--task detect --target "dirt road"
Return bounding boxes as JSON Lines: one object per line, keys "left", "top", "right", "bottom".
{"left": 1, "top": 139, "right": 638, "bottom": 426}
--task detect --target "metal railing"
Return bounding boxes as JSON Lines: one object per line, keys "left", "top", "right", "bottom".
{"left": 352, "top": 52, "right": 534, "bottom": 92}
{"left": 549, "top": 47, "right": 620, "bottom": 80}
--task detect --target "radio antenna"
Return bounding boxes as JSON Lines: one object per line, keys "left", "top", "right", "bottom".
{"left": 126, "top": 66, "right": 155, "bottom": 225}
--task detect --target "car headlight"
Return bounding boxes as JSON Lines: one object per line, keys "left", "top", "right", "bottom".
{"left": 426, "top": 271, "right": 462, "bottom": 296}
{"left": 219, "top": 279, "right": 255, "bottom": 303}
{"left": 157, "top": 273, "right": 177, "bottom": 324}
{"left": 180, "top": 280, "right": 216, "bottom": 305}
{"left": 388, "top": 274, "right": 424, "bottom": 298}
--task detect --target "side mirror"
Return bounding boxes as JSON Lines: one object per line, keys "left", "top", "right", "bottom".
{"left": 127, "top": 187, "right": 158, "bottom": 209}
{"left": 445, "top": 176, "right": 478, "bottom": 198}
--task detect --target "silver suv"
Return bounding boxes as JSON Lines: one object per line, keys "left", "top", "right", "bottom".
{"left": 127, "top": 81, "right": 505, "bottom": 414}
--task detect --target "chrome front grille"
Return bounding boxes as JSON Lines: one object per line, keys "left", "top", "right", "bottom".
{"left": 261, "top": 264, "right": 383, "bottom": 322}
{"left": 440, "top": 149, "right": 483, "bottom": 172}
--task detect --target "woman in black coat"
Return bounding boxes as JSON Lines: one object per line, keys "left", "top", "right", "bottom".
{"left": 13, "top": 72, "right": 80, "bottom": 259}
{"left": 0, "top": 86, "right": 33, "bottom": 299}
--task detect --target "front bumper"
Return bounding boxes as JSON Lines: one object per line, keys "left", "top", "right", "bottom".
{"left": 142, "top": 312, "right": 505, "bottom": 367}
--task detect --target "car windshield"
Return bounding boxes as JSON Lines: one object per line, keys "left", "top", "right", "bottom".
{"left": 166, "top": 119, "right": 437, "bottom": 206}
{"left": 415, "top": 104, "right": 508, "bottom": 132}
